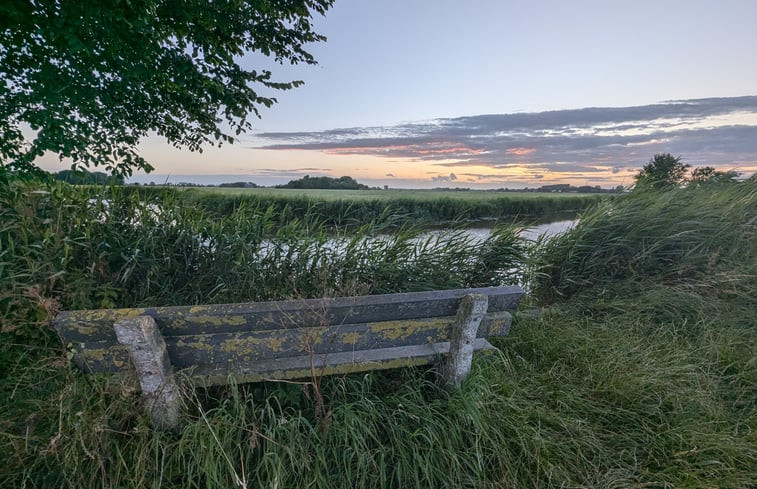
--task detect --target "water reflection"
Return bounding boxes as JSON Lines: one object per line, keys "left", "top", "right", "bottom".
{"left": 421, "top": 219, "right": 576, "bottom": 244}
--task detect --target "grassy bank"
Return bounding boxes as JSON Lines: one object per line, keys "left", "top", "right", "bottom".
{"left": 176, "top": 187, "right": 605, "bottom": 227}
{"left": 1, "top": 178, "right": 754, "bottom": 488}
{"left": 187, "top": 187, "right": 604, "bottom": 201}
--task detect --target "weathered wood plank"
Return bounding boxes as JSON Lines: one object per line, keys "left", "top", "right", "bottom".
{"left": 69, "top": 312, "right": 513, "bottom": 373}
{"left": 189, "top": 338, "right": 499, "bottom": 386}
{"left": 54, "top": 286, "right": 524, "bottom": 343}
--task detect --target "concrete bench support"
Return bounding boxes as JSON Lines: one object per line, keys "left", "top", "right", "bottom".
{"left": 114, "top": 315, "right": 180, "bottom": 432}
{"left": 443, "top": 294, "right": 488, "bottom": 391}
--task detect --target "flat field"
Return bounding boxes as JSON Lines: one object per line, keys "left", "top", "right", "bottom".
{"left": 165, "top": 186, "right": 608, "bottom": 226}
{"left": 189, "top": 187, "right": 604, "bottom": 201}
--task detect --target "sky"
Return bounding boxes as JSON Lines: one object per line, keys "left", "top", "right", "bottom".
{"left": 40, "top": 0, "right": 757, "bottom": 188}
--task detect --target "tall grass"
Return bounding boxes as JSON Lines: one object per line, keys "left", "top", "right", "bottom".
{"left": 177, "top": 188, "right": 602, "bottom": 227}
{"left": 1, "top": 177, "right": 755, "bottom": 488}
{"left": 528, "top": 179, "right": 757, "bottom": 305}
{"left": 0, "top": 180, "right": 525, "bottom": 347}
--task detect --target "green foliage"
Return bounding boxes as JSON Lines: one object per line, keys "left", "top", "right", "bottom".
{"left": 53, "top": 169, "right": 124, "bottom": 185}
{"left": 633, "top": 153, "right": 741, "bottom": 190}
{"left": 278, "top": 174, "right": 371, "bottom": 190}
{"left": 3, "top": 300, "right": 754, "bottom": 488}
{"left": 634, "top": 153, "right": 691, "bottom": 188}
{"left": 217, "top": 181, "right": 258, "bottom": 188}
{"left": 0, "top": 0, "right": 333, "bottom": 176}
{"left": 181, "top": 188, "right": 601, "bottom": 227}
{"left": 1, "top": 179, "right": 754, "bottom": 488}
{"left": 0, "top": 179, "right": 526, "bottom": 349}
{"left": 689, "top": 166, "right": 740, "bottom": 186}
{"left": 529, "top": 179, "right": 757, "bottom": 304}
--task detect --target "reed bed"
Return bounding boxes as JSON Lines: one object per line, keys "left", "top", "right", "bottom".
{"left": 528, "top": 177, "right": 757, "bottom": 305}
{"left": 1, "top": 177, "right": 755, "bottom": 488}
{"left": 176, "top": 188, "right": 602, "bottom": 227}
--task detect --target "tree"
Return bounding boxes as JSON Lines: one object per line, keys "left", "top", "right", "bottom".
{"left": 277, "top": 175, "right": 369, "bottom": 190}
{"left": 688, "top": 166, "right": 740, "bottom": 186}
{"left": 218, "top": 181, "right": 258, "bottom": 188}
{"left": 54, "top": 169, "right": 124, "bottom": 185}
{"left": 634, "top": 153, "right": 690, "bottom": 189}
{"left": 0, "top": 0, "right": 333, "bottom": 176}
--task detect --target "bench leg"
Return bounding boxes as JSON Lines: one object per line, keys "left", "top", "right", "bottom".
{"left": 114, "top": 315, "right": 181, "bottom": 432}
{"left": 443, "top": 294, "right": 488, "bottom": 391}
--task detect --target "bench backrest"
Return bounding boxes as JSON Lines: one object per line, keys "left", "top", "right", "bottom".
{"left": 54, "top": 285, "right": 524, "bottom": 385}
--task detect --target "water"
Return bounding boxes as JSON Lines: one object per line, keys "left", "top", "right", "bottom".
{"left": 521, "top": 219, "right": 577, "bottom": 240}
{"left": 419, "top": 219, "right": 577, "bottom": 245}
{"left": 249, "top": 219, "right": 577, "bottom": 260}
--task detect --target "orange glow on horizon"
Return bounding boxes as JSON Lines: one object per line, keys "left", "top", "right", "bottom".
{"left": 56, "top": 136, "right": 753, "bottom": 188}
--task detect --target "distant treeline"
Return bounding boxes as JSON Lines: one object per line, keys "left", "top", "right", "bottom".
{"left": 52, "top": 170, "right": 625, "bottom": 194}
{"left": 53, "top": 169, "right": 124, "bottom": 185}
{"left": 523, "top": 184, "right": 624, "bottom": 194}
{"left": 48, "top": 168, "right": 625, "bottom": 194}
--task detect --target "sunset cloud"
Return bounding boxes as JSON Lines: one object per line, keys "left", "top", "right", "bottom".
{"left": 244, "top": 167, "right": 334, "bottom": 178}
{"left": 506, "top": 147, "right": 536, "bottom": 156}
{"left": 255, "top": 96, "right": 757, "bottom": 183}
{"left": 430, "top": 172, "right": 458, "bottom": 182}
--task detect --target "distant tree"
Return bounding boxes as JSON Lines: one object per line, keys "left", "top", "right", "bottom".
{"left": 538, "top": 184, "right": 572, "bottom": 192}
{"left": 575, "top": 185, "right": 602, "bottom": 193}
{"left": 1, "top": 0, "right": 333, "bottom": 177}
{"left": 218, "top": 181, "right": 258, "bottom": 188}
{"left": 634, "top": 153, "right": 691, "bottom": 189}
{"left": 278, "top": 175, "right": 369, "bottom": 190}
{"left": 174, "top": 182, "right": 206, "bottom": 187}
{"left": 54, "top": 169, "right": 124, "bottom": 185}
{"left": 688, "top": 166, "right": 740, "bottom": 186}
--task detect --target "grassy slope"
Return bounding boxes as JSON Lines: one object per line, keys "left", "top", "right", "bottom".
{"left": 1, "top": 179, "right": 754, "bottom": 488}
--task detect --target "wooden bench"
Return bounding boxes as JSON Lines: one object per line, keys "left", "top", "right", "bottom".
{"left": 54, "top": 285, "right": 524, "bottom": 430}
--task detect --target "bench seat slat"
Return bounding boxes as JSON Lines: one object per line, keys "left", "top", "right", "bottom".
{"left": 190, "top": 338, "right": 499, "bottom": 386}
{"left": 68, "top": 312, "right": 512, "bottom": 373}
{"left": 54, "top": 286, "right": 523, "bottom": 343}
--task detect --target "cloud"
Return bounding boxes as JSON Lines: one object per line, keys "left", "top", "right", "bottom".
{"left": 254, "top": 96, "right": 757, "bottom": 177}
{"left": 430, "top": 172, "right": 458, "bottom": 182}
{"left": 506, "top": 147, "right": 536, "bottom": 156}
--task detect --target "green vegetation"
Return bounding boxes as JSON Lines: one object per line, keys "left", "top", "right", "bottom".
{"left": 529, "top": 177, "right": 756, "bottom": 304}
{"left": 177, "top": 186, "right": 603, "bottom": 227}
{"left": 635, "top": 153, "right": 740, "bottom": 189}
{"left": 1, "top": 0, "right": 333, "bottom": 175}
{"left": 53, "top": 169, "right": 124, "bottom": 186}
{"left": 190, "top": 186, "right": 606, "bottom": 200}
{"left": 277, "top": 174, "right": 370, "bottom": 190}
{"left": 1, "top": 174, "right": 754, "bottom": 488}
{"left": 218, "top": 181, "right": 258, "bottom": 188}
